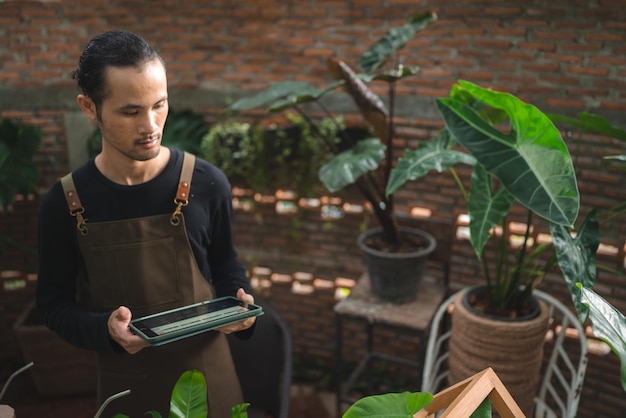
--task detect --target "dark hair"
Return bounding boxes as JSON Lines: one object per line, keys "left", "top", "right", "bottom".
{"left": 71, "top": 30, "right": 165, "bottom": 109}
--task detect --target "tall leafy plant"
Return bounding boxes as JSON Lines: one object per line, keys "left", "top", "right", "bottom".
{"left": 229, "top": 11, "right": 439, "bottom": 250}
{"left": 388, "top": 80, "right": 626, "bottom": 390}
{"left": 389, "top": 80, "right": 584, "bottom": 313}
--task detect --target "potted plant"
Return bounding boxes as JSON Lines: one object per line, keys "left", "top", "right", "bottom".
{"left": 387, "top": 80, "right": 626, "bottom": 406}
{"left": 200, "top": 119, "right": 262, "bottom": 190}
{"left": 229, "top": 11, "right": 440, "bottom": 303}
{"left": 0, "top": 118, "right": 41, "bottom": 260}
{"left": 105, "top": 369, "right": 497, "bottom": 418}
{"left": 200, "top": 112, "right": 341, "bottom": 197}
{"left": 105, "top": 370, "right": 248, "bottom": 418}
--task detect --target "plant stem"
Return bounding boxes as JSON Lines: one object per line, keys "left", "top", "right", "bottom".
{"left": 506, "top": 209, "right": 533, "bottom": 307}
{"left": 449, "top": 167, "right": 469, "bottom": 203}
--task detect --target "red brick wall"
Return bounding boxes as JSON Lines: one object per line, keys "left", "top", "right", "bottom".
{"left": 2, "top": 1, "right": 626, "bottom": 416}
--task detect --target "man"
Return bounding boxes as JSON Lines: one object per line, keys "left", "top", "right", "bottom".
{"left": 36, "top": 30, "right": 255, "bottom": 417}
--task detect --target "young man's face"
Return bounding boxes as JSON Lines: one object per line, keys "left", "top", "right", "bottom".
{"left": 81, "top": 58, "right": 169, "bottom": 162}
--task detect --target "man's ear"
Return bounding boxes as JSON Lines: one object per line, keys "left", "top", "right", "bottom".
{"left": 77, "top": 95, "right": 98, "bottom": 122}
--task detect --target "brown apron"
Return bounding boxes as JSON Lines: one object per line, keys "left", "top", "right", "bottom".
{"left": 61, "top": 152, "right": 243, "bottom": 418}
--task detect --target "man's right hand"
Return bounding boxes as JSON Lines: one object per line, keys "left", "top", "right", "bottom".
{"left": 108, "top": 306, "right": 150, "bottom": 354}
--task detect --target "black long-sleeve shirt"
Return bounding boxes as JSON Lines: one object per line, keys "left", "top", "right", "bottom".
{"left": 36, "top": 148, "right": 251, "bottom": 352}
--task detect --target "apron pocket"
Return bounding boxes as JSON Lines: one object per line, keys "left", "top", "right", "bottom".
{"left": 85, "top": 237, "right": 183, "bottom": 311}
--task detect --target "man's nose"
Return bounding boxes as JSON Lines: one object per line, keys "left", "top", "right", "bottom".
{"left": 139, "top": 112, "right": 159, "bottom": 135}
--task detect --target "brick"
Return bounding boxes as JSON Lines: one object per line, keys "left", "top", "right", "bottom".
{"left": 518, "top": 41, "right": 556, "bottom": 52}
{"left": 561, "top": 42, "right": 604, "bottom": 53}
{"left": 600, "top": 101, "right": 626, "bottom": 112}
{"left": 511, "top": 18, "right": 549, "bottom": 27}
{"left": 484, "top": 7, "right": 523, "bottom": 15}
{"left": 568, "top": 66, "right": 610, "bottom": 77}
{"left": 545, "top": 98, "right": 586, "bottom": 108}
{"left": 585, "top": 32, "right": 625, "bottom": 42}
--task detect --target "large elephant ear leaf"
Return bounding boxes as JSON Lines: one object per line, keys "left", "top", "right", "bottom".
{"left": 328, "top": 58, "right": 391, "bottom": 145}
{"left": 437, "top": 80, "right": 580, "bottom": 227}
{"left": 358, "top": 11, "right": 437, "bottom": 74}
{"left": 550, "top": 210, "right": 599, "bottom": 321}
{"left": 468, "top": 163, "right": 515, "bottom": 259}
{"left": 319, "top": 138, "right": 385, "bottom": 192}
{"left": 579, "top": 286, "right": 626, "bottom": 392}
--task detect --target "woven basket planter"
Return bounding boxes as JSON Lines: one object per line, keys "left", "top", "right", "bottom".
{"left": 447, "top": 287, "right": 549, "bottom": 416}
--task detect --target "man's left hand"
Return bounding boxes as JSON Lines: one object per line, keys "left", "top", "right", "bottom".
{"left": 216, "top": 288, "right": 257, "bottom": 334}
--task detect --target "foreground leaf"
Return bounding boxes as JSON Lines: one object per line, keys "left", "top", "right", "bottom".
{"left": 169, "top": 370, "right": 208, "bottom": 418}
{"left": 342, "top": 392, "right": 433, "bottom": 418}
{"left": 231, "top": 403, "right": 250, "bottom": 418}
{"left": 579, "top": 286, "right": 626, "bottom": 391}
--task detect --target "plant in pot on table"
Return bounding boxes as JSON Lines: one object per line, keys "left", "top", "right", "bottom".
{"left": 229, "top": 11, "right": 444, "bottom": 303}
{"left": 387, "top": 79, "right": 626, "bottom": 412}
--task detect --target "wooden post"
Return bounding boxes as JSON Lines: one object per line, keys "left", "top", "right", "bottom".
{"left": 414, "top": 367, "right": 526, "bottom": 418}
{"left": 0, "top": 405, "right": 16, "bottom": 418}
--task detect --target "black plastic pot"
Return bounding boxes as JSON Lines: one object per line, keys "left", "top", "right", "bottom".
{"left": 358, "top": 227, "right": 436, "bottom": 303}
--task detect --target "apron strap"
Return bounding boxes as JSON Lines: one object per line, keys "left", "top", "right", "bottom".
{"left": 171, "top": 152, "right": 196, "bottom": 225}
{"left": 60, "top": 173, "right": 88, "bottom": 235}
{"left": 59, "top": 151, "right": 195, "bottom": 229}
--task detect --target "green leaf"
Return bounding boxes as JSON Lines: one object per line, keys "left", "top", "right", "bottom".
{"left": 231, "top": 403, "right": 250, "bottom": 418}
{"left": 0, "top": 119, "right": 42, "bottom": 210}
{"left": 168, "top": 370, "right": 208, "bottom": 418}
{"left": 268, "top": 80, "right": 345, "bottom": 112}
{"left": 319, "top": 138, "right": 385, "bottom": 192}
{"left": 342, "top": 391, "right": 433, "bottom": 418}
{"left": 470, "top": 398, "right": 492, "bottom": 418}
{"left": 468, "top": 163, "right": 515, "bottom": 259}
{"left": 328, "top": 58, "right": 391, "bottom": 144}
{"left": 548, "top": 111, "right": 626, "bottom": 142}
{"left": 358, "top": 11, "right": 437, "bottom": 74}
{"left": 162, "top": 109, "right": 210, "bottom": 155}
{"left": 386, "top": 129, "right": 476, "bottom": 196}
{"left": 371, "top": 65, "right": 419, "bottom": 83}
{"left": 437, "top": 80, "right": 579, "bottom": 226}
{"left": 579, "top": 286, "right": 626, "bottom": 391}
{"left": 228, "top": 81, "right": 318, "bottom": 111}
{"left": 550, "top": 210, "right": 599, "bottom": 322}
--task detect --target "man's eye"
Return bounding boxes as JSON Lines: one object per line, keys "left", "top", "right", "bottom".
{"left": 123, "top": 111, "right": 138, "bottom": 116}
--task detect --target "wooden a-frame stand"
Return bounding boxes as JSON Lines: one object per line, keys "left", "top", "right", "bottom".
{"left": 415, "top": 367, "right": 526, "bottom": 418}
